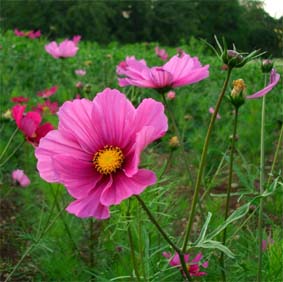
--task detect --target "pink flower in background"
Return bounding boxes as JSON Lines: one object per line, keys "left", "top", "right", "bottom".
{"left": 12, "top": 105, "right": 54, "bottom": 146}
{"left": 76, "top": 82, "right": 83, "bottom": 89}
{"left": 75, "top": 69, "right": 86, "bottom": 76}
{"left": 155, "top": 46, "right": 168, "bottom": 61}
{"left": 12, "top": 169, "right": 30, "bottom": 187}
{"left": 72, "top": 35, "right": 81, "bottom": 45}
{"left": 163, "top": 252, "right": 208, "bottom": 277}
{"left": 35, "top": 88, "right": 168, "bottom": 219}
{"left": 45, "top": 39, "right": 79, "bottom": 59}
{"left": 33, "top": 100, "right": 59, "bottom": 115}
{"left": 14, "top": 29, "right": 25, "bottom": 37}
{"left": 117, "top": 52, "right": 209, "bottom": 91}
{"left": 262, "top": 235, "right": 274, "bottom": 251}
{"left": 14, "top": 29, "right": 41, "bottom": 39}
{"left": 167, "top": 91, "right": 176, "bottom": 100}
{"left": 246, "top": 69, "right": 280, "bottom": 99}
{"left": 209, "top": 107, "right": 221, "bottom": 119}
{"left": 37, "top": 85, "right": 58, "bottom": 98}
{"left": 11, "top": 96, "right": 29, "bottom": 104}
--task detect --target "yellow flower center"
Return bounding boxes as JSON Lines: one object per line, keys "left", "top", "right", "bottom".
{"left": 93, "top": 145, "right": 124, "bottom": 175}
{"left": 231, "top": 79, "right": 246, "bottom": 98}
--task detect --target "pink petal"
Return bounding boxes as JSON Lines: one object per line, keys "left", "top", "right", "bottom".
{"left": 58, "top": 99, "right": 103, "bottom": 153}
{"left": 12, "top": 105, "right": 26, "bottom": 127}
{"left": 45, "top": 42, "right": 60, "bottom": 59}
{"left": 12, "top": 169, "right": 30, "bottom": 187}
{"left": 52, "top": 154, "right": 102, "bottom": 199}
{"left": 170, "top": 253, "right": 181, "bottom": 266}
{"left": 66, "top": 177, "right": 111, "bottom": 219}
{"left": 192, "top": 252, "right": 203, "bottom": 263}
{"left": 149, "top": 67, "right": 173, "bottom": 88}
{"left": 247, "top": 69, "right": 280, "bottom": 99}
{"left": 100, "top": 169, "right": 156, "bottom": 206}
{"left": 162, "top": 252, "right": 172, "bottom": 259}
{"left": 202, "top": 261, "right": 209, "bottom": 268}
{"left": 20, "top": 112, "right": 42, "bottom": 137}
{"left": 35, "top": 130, "right": 90, "bottom": 182}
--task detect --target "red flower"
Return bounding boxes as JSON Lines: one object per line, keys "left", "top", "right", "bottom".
{"left": 11, "top": 96, "right": 29, "bottom": 104}
{"left": 33, "top": 100, "right": 59, "bottom": 115}
{"left": 37, "top": 86, "right": 58, "bottom": 98}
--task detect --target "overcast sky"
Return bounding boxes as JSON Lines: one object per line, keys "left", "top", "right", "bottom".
{"left": 263, "top": 0, "right": 283, "bottom": 18}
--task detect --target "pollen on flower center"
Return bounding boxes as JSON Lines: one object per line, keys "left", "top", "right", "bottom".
{"left": 93, "top": 145, "right": 124, "bottom": 175}
{"left": 233, "top": 79, "right": 246, "bottom": 91}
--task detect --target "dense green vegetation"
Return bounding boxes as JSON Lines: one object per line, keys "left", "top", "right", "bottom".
{"left": 1, "top": 0, "right": 282, "bottom": 56}
{"left": 0, "top": 31, "right": 282, "bottom": 281}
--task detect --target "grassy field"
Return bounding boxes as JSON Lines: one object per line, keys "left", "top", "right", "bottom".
{"left": 0, "top": 30, "right": 282, "bottom": 281}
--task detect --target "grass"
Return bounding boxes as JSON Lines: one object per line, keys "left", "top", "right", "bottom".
{"left": 0, "top": 29, "right": 282, "bottom": 281}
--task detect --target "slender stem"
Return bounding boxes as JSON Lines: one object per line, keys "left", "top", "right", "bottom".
{"left": 267, "top": 123, "right": 283, "bottom": 186}
{"left": 220, "top": 107, "right": 239, "bottom": 281}
{"left": 0, "top": 127, "right": 18, "bottom": 161}
{"left": 135, "top": 195, "right": 191, "bottom": 280}
{"left": 0, "top": 140, "right": 25, "bottom": 168}
{"left": 182, "top": 68, "right": 232, "bottom": 252}
{"left": 127, "top": 206, "right": 141, "bottom": 282}
{"left": 158, "top": 150, "right": 173, "bottom": 179}
{"left": 257, "top": 74, "right": 267, "bottom": 282}
{"left": 135, "top": 195, "right": 180, "bottom": 253}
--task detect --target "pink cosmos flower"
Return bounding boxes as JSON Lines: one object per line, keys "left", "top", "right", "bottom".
{"left": 12, "top": 105, "right": 54, "bottom": 146}
{"left": 246, "top": 69, "right": 280, "bottom": 99}
{"left": 45, "top": 39, "right": 79, "bottom": 59}
{"left": 12, "top": 169, "right": 30, "bottom": 187}
{"left": 209, "top": 107, "right": 221, "bottom": 119}
{"left": 11, "top": 96, "right": 29, "bottom": 103}
{"left": 14, "top": 29, "right": 25, "bottom": 37}
{"left": 155, "top": 46, "right": 168, "bottom": 61}
{"left": 167, "top": 91, "right": 176, "bottom": 100}
{"left": 35, "top": 88, "right": 168, "bottom": 219}
{"left": 75, "top": 69, "right": 86, "bottom": 76}
{"left": 27, "top": 30, "right": 41, "bottom": 39}
{"left": 33, "top": 100, "right": 59, "bottom": 115}
{"left": 37, "top": 86, "right": 58, "bottom": 98}
{"left": 117, "top": 52, "right": 209, "bottom": 91}
{"left": 72, "top": 35, "right": 81, "bottom": 45}
{"left": 163, "top": 252, "right": 208, "bottom": 277}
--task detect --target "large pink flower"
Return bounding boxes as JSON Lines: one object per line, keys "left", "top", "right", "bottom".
{"left": 12, "top": 105, "right": 54, "bottom": 146}
{"left": 45, "top": 39, "right": 79, "bottom": 59}
{"left": 246, "top": 69, "right": 280, "bottom": 99}
{"left": 163, "top": 252, "right": 208, "bottom": 277}
{"left": 117, "top": 52, "right": 209, "bottom": 91}
{"left": 35, "top": 88, "right": 168, "bottom": 219}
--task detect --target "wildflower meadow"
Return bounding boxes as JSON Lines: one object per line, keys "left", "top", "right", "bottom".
{"left": 0, "top": 13, "right": 283, "bottom": 282}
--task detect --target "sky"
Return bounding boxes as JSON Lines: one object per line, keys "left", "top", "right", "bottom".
{"left": 263, "top": 0, "right": 283, "bottom": 18}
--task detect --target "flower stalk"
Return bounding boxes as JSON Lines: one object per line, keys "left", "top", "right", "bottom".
{"left": 220, "top": 107, "right": 239, "bottom": 281}
{"left": 182, "top": 67, "right": 232, "bottom": 252}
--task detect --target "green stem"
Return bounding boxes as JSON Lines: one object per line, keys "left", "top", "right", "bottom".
{"left": 182, "top": 67, "right": 232, "bottom": 252}
{"left": 127, "top": 206, "right": 141, "bottom": 282}
{"left": 158, "top": 150, "right": 174, "bottom": 179}
{"left": 0, "top": 140, "right": 25, "bottom": 168}
{"left": 134, "top": 195, "right": 191, "bottom": 280}
{"left": 89, "top": 218, "right": 94, "bottom": 267}
{"left": 220, "top": 107, "right": 239, "bottom": 281}
{"left": 0, "top": 127, "right": 18, "bottom": 161}
{"left": 267, "top": 123, "right": 283, "bottom": 186}
{"left": 257, "top": 74, "right": 268, "bottom": 282}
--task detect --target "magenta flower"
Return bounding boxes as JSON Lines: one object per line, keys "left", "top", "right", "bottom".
{"left": 33, "top": 100, "right": 59, "bottom": 115}
{"left": 14, "top": 29, "right": 41, "bottom": 39}
{"left": 14, "top": 28, "right": 25, "bottom": 37}
{"left": 163, "top": 252, "right": 208, "bottom": 277}
{"left": 246, "top": 69, "right": 280, "bottom": 99}
{"left": 72, "top": 35, "right": 81, "bottom": 45}
{"left": 12, "top": 169, "right": 30, "bottom": 187}
{"left": 11, "top": 96, "right": 29, "bottom": 104}
{"left": 209, "top": 107, "right": 221, "bottom": 119}
{"left": 35, "top": 88, "right": 168, "bottom": 219}
{"left": 37, "top": 86, "right": 58, "bottom": 98}
{"left": 155, "top": 46, "right": 168, "bottom": 61}
{"left": 12, "top": 105, "right": 54, "bottom": 146}
{"left": 45, "top": 39, "right": 79, "bottom": 59}
{"left": 75, "top": 69, "right": 86, "bottom": 76}
{"left": 117, "top": 52, "right": 209, "bottom": 91}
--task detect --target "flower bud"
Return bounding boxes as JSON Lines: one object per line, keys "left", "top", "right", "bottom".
{"left": 84, "top": 83, "right": 92, "bottom": 94}
{"left": 222, "top": 50, "right": 243, "bottom": 68}
{"left": 169, "top": 136, "right": 180, "bottom": 149}
{"left": 167, "top": 91, "right": 176, "bottom": 100}
{"left": 261, "top": 59, "right": 273, "bottom": 73}
{"left": 228, "top": 79, "right": 246, "bottom": 108}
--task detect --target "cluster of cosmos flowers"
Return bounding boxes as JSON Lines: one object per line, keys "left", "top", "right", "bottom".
{"left": 9, "top": 31, "right": 281, "bottom": 276}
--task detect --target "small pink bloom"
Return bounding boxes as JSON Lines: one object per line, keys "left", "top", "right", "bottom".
{"left": 45, "top": 39, "right": 79, "bottom": 59}
{"left": 33, "top": 100, "right": 59, "bottom": 115}
{"left": 246, "top": 69, "right": 280, "bottom": 99}
{"left": 262, "top": 235, "right": 274, "bottom": 251}
{"left": 72, "top": 35, "right": 81, "bottom": 45}
{"left": 14, "top": 28, "right": 25, "bottom": 37}
{"left": 27, "top": 30, "right": 41, "bottom": 39}
{"left": 35, "top": 88, "right": 168, "bottom": 219}
{"left": 37, "top": 86, "right": 58, "bottom": 98}
{"left": 75, "top": 69, "right": 86, "bottom": 76}
{"left": 76, "top": 82, "right": 83, "bottom": 89}
{"left": 155, "top": 46, "right": 168, "bottom": 61}
{"left": 117, "top": 52, "right": 209, "bottom": 91}
{"left": 12, "top": 169, "right": 30, "bottom": 187}
{"left": 12, "top": 105, "right": 54, "bottom": 146}
{"left": 209, "top": 107, "right": 221, "bottom": 119}
{"left": 11, "top": 96, "right": 29, "bottom": 103}
{"left": 163, "top": 252, "right": 208, "bottom": 277}
{"left": 167, "top": 91, "right": 176, "bottom": 100}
